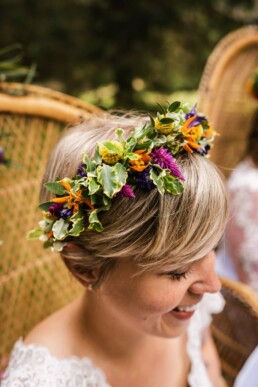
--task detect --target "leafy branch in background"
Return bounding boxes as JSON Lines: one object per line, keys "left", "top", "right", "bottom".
{"left": 0, "top": 44, "right": 36, "bottom": 84}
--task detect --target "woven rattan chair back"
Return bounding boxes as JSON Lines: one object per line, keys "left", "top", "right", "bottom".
{"left": 198, "top": 25, "right": 258, "bottom": 178}
{"left": 212, "top": 277, "right": 258, "bottom": 387}
{"left": 0, "top": 82, "right": 101, "bottom": 371}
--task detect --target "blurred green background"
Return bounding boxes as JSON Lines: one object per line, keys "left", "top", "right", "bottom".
{"left": 0, "top": 0, "right": 257, "bottom": 110}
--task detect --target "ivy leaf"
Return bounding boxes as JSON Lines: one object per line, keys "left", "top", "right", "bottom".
{"left": 82, "top": 153, "right": 95, "bottom": 172}
{"left": 88, "top": 209, "right": 104, "bottom": 232}
{"left": 97, "top": 164, "right": 122, "bottom": 198}
{"left": 88, "top": 178, "right": 100, "bottom": 195}
{"left": 68, "top": 217, "right": 84, "bottom": 237}
{"left": 168, "top": 101, "right": 181, "bottom": 112}
{"left": 114, "top": 163, "right": 127, "bottom": 187}
{"left": 38, "top": 201, "right": 53, "bottom": 211}
{"left": 163, "top": 175, "right": 184, "bottom": 195}
{"left": 150, "top": 169, "right": 165, "bottom": 194}
{"left": 44, "top": 181, "right": 66, "bottom": 195}
{"left": 52, "top": 218, "right": 70, "bottom": 240}
{"left": 27, "top": 228, "right": 43, "bottom": 240}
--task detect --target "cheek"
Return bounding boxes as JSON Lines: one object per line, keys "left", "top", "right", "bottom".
{"left": 132, "top": 280, "right": 185, "bottom": 316}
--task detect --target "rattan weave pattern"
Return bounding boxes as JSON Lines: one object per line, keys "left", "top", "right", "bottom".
{"left": 198, "top": 25, "right": 258, "bottom": 178}
{"left": 211, "top": 277, "right": 258, "bottom": 387}
{"left": 0, "top": 83, "right": 100, "bottom": 371}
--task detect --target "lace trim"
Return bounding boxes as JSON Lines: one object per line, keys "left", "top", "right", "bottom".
{"left": 187, "top": 292, "right": 225, "bottom": 387}
{"left": 2, "top": 339, "right": 111, "bottom": 387}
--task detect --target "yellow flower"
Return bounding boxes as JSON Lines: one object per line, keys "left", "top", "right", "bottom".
{"left": 154, "top": 115, "right": 174, "bottom": 135}
{"left": 99, "top": 141, "right": 124, "bottom": 164}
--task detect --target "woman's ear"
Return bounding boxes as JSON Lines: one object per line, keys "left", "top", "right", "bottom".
{"left": 61, "top": 243, "right": 100, "bottom": 289}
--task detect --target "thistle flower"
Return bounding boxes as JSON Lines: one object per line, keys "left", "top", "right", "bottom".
{"left": 150, "top": 147, "right": 185, "bottom": 181}
{"left": 134, "top": 166, "right": 155, "bottom": 191}
{"left": 117, "top": 184, "right": 135, "bottom": 199}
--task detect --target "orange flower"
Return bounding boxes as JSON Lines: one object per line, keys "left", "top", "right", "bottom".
{"left": 181, "top": 116, "right": 202, "bottom": 153}
{"left": 129, "top": 149, "right": 151, "bottom": 172}
{"left": 52, "top": 180, "right": 94, "bottom": 213}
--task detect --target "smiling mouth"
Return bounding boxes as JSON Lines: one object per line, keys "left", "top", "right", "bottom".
{"left": 173, "top": 303, "right": 199, "bottom": 313}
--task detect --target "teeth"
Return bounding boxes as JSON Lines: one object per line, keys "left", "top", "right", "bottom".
{"left": 176, "top": 304, "right": 198, "bottom": 312}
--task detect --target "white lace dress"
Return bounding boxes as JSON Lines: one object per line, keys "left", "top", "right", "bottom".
{"left": 216, "top": 158, "right": 258, "bottom": 293}
{"left": 1, "top": 293, "right": 224, "bottom": 387}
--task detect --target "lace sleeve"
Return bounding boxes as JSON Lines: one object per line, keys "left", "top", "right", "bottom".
{"left": 226, "top": 159, "right": 258, "bottom": 293}
{"left": 187, "top": 292, "right": 225, "bottom": 387}
{"left": 1, "top": 339, "right": 110, "bottom": 387}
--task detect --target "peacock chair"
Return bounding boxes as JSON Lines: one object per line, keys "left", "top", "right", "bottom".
{"left": 198, "top": 25, "right": 258, "bottom": 178}
{"left": 212, "top": 277, "right": 258, "bottom": 387}
{"left": 0, "top": 82, "right": 101, "bottom": 371}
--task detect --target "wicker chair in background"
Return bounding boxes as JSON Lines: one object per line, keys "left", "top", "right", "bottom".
{"left": 0, "top": 82, "right": 101, "bottom": 371}
{"left": 212, "top": 277, "right": 258, "bottom": 387}
{"left": 198, "top": 25, "right": 258, "bottom": 178}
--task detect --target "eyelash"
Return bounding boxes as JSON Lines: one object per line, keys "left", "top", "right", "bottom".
{"left": 167, "top": 271, "right": 188, "bottom": 281}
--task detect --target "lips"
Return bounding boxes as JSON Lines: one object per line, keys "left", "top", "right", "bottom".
{"left": 169, "top": 303, "right": 199, "bottom": 320}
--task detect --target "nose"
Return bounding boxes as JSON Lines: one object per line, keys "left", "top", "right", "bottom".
{"left": 189, "top": 251, "right": 222, "bottom": 295}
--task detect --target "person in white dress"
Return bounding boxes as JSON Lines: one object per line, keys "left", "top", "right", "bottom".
{"left": 2, "top": 103, "right": 228, "bottom": 387}
{"left": 216, "top": 107, "right": 258, "bottom": 294}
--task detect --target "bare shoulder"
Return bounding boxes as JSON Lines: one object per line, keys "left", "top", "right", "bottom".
{"left": 24, "top": 297, "right": 81, "bottom": 358}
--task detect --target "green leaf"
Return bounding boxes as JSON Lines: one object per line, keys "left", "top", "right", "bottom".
{"left": 156, "top": 103, "right": 166, "bottom": 115}
{"left": 44, "top": 181, "right": 66, "bottom": 195}
{"left": 97, "top": 164, "right": 120, "bottom": 198}
{"left": 27, "top": 228, "right": 43, "bottom": 240}
{"left": 82, "top": 153, "right": 95, "bottom": 172}
{"left": 149, "top": 114, "right": 155, "bottom": 127}
{"left": 114, "top": 162, "right": 127, "bottom": 187}
{"left": 159, "top": 117, "right": 174, "bottom": 124}
{"left": 124, "top": 152, "right": 140, "bottom": 161}
{"left": 163, "top": 175, "right": 184, "bottom": 195}
{"left": 38, "top": 201, "right": 53, "bottom": 211}
{"left": 88, "top": 210, "right": 104, "bottom": 232}
{"left": 168, "top": 101, "right": 181, "bottom": 112}
{"left": 88, "top": 178, "right": 100, "bottom": 195}
{"left": 116, "top": 128, "right": 126, "bottom": 146}
{"left": 150, "top": 169, "right": 165, "bottom": 194}
{"left": 51, "top": 241, "right": 65, "bottom": 251}
{"left": 52, "top": 218, "right": 70, "bottom": 240}
{"left": 101, "top": 140, "right": 123, "bottom": 154}
{"left": 68, "top": 218, "right": 84, "bottom": 236}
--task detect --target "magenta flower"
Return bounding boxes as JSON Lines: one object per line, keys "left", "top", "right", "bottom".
{"left": 150, "top": 147, "right": 185, "bottom": 181}
{"left": 118, "top": 184, "right": 136, "bottom": 199}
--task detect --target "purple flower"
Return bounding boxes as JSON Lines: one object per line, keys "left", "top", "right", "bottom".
{"left": 184, "top": 104, "right": 206, "bottom": 128}
{"left": 118, "top": 184, "right": 136, "bottom": 199}
{"left": 49, "top": 203, "right": 63, "bottom": 217}
{"left": 60, "top": 208, "right": 73, "bottom": 219}
{"left": 134, "top": 166, "right": 155, "bottom": 191}
{"left": 150, "top": 147, "right": 185, "bottom": 181}
{"left": 77, "top": 163, "right": 87, "bottom": 177}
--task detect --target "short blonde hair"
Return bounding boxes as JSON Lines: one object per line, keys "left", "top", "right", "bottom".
{"left": 42, "top": 112, "right": 228, "bottom": 284}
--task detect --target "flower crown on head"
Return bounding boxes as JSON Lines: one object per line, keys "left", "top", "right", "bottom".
{"left": 246, "top": 68, "right": 258, "bottom": 100}
{"left": 28, "top": 101, "right": 216, "bottom": 251}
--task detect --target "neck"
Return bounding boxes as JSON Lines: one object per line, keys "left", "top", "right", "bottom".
{"left": 75, "top": 291, "right": 161, "bottom": 361}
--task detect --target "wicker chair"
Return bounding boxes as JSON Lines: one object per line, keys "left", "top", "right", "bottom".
{"left": 212, "top": 277, "right": 258, "bottom": 387}
{"left": 198, "top": 25, "right": 258, "bottom": 178}
{"left": 0, "top": 82, "right": 101, "bottom": 371}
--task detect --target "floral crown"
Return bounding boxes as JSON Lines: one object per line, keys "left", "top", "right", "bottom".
{"left": 28, "top": 102, "right": 216, "bottom": 251}
{"left": 246, "top": 68, "right": 258, "bottom": 100}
